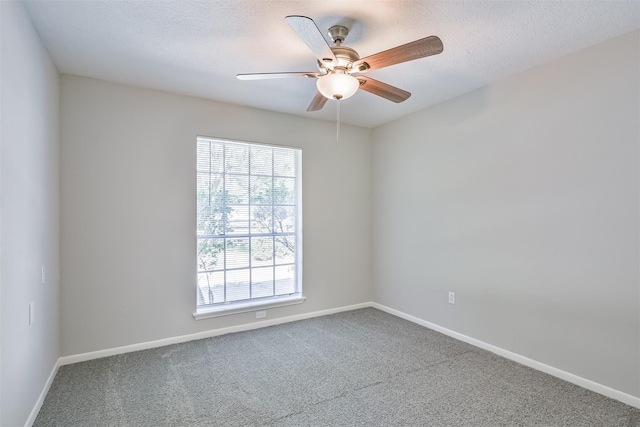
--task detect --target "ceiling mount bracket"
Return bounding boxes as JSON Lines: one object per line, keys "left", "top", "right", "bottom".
{"left": 328, "top": 25, "right": 349, "bottom": 46}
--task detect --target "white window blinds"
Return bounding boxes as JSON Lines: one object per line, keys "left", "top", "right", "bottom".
{"left": 196, "top": 137, "right": 302, "bottom": 308}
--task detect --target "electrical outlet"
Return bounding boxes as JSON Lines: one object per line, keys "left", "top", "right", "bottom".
{"left": 256, "top": 310, "right": 266, "bottom": 319}
{"left": 29, "top": 302, "right": 35, "bottom": 325}
{"left": 41, "top": 266, "right": 46, "bottom": 285}
{"left": 448, "top": 292, "right": 455, "bottom": 305}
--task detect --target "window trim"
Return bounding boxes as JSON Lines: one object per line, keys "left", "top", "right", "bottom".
{"left": 195, "top": 136, "right": 303, "bottom": 318}
{"left": 193, "top": 295, "right": 306, "bottom": 320}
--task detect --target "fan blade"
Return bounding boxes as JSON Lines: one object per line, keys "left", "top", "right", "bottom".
{"left": 352, "top": 36, "right": 443, "bottom": 72}
{"left": 285, "top": 15, "right": 337, "bottom": 64}
{"left": 356, "top": 77, "right": 411, "bottom": 103}
{"left": 307, "top": 91, "right": 328, "bottom": 111}
{"left": 237, "top": 72, "right": 319, "bottom": 80}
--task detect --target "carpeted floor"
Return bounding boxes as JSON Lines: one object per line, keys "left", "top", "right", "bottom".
{"left": 35, "top": 308, "right": 639, "bottom": 426}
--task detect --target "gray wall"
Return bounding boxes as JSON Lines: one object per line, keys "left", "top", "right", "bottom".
{"left": 372, "top": 30, "right": 640, "bottom": 397}
{"left": 1, "top": 1, "right": 61, "bottom": 425}
{"left": 60, "top": 76, "right": 372, "bottom": 356}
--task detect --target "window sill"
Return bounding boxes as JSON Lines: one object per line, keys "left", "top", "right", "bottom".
{"left": 193, "top": 295, "right": 306, "bottom": 320}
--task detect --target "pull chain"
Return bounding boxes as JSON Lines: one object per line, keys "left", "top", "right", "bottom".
{"left": 336, "top": 99, "right": 341, "bottom": 143}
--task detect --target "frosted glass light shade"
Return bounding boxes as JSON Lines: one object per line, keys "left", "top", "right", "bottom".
{"left": 316, "top": 73, "right": 359, "bottom": 100}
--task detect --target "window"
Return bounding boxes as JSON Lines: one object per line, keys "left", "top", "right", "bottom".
{"left": 195, "top": 137, "right": 303, "bottom": 318}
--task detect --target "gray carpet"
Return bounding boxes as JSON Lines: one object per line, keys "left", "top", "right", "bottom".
{"left": 35, "top": 308, "right": 639, "bottom": 426}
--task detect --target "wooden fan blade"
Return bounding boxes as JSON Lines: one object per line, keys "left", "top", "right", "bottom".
{"left": 237, "top": 72, "right": 319, "bottom": 80}
{"left": 353, "top": 36, "right": 443, "bottom": 72}
{"left": 285, "top": 15, "right": 337, "bottom": 64}
{"left": 307, "top": 91, "right": 328, "bottom": 111}
{"left": 356, "top": 76, "right": 411, "bottom": 103}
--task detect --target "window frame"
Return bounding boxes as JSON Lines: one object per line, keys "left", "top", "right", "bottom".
{"left": 193, "top": 136, "right": 304, "bottom": 320}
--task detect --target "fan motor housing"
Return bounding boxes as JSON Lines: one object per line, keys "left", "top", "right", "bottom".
{"left": 332, "top": 46, "right": 359, "bottom": 64}
{"left": 317, "top": 45, "right": 360, "bottom": 71}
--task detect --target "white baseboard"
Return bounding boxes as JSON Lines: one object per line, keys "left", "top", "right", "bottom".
{"left": 24, "top": 358, "right": 61, "bottom": 427}
{"left": 371, "top": 302, "right": 640, "bottom": 409}
{"left": 59, "top": 302, "right": 373, "bottom": 366}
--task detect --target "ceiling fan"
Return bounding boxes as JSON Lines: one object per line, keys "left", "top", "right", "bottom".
{"left": 237, "top": 15, "right": 444, "bottom": 111}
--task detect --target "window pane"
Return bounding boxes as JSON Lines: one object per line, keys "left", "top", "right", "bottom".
{"left": 197, "top": 173, "right": 224, "bottom": 206}
{"left": 273, "top": 207, "right": 296, "bottom": 234}
{"left": 273, "top": 177, "right": 296, "bottom": 205}
{"left": 226, "top": 238, "right": 249, "bottom": 269}
{"left": 197, "top": 271, "right": 224, "bottom": 305}
{"left": 251, "top": 267, "right": 274, "bottom": 298}
{"left": 275, "top": 236, "right": 295, "bottom": 265}
{"left": 226, "top": 175, "right": 248, "bottom": 204}
{"left": 197, "top": 238, "right": 224, "bottom": 271}
{"left": 226, "top": 269, "right": 250, "bottom": 301}
{"left": 250, "top": 175, "right": 272, "bottom": 204}
{"left": 225, "top": 143, "right": 249, "bottom": 174}
{"left": 275, "top": 265, "right": 295, "bottom": 295}
{"left": 197, "top": 204, "right": 226, "bottom": 236}
{"left": 250, "top": 145, "right": 273, "bottom": 175}
{"left": 250, "top": 205, "right": 272, "bottom": 234}
{"left": 226, "top": 205, "right": 249, "bottom": 235}
{"left": 197, "top": 140, "right": 223, "bottom": 174}
{"left": 251, "top": 236, "right": 273, "bottom": 267}
{"left": 274, "top": 148, "right": 296, "bottom": 177}
{"left": 197, "top": 176, "right": 224, "bottom": 235}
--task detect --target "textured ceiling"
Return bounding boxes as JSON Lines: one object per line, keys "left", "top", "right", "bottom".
{"left": 24, "top": 0, "right": 640, "bottom": 128}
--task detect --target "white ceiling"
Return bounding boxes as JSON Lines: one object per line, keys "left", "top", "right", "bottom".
{"left": 24, "top": 0, "right": 640, "bottom": 128}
